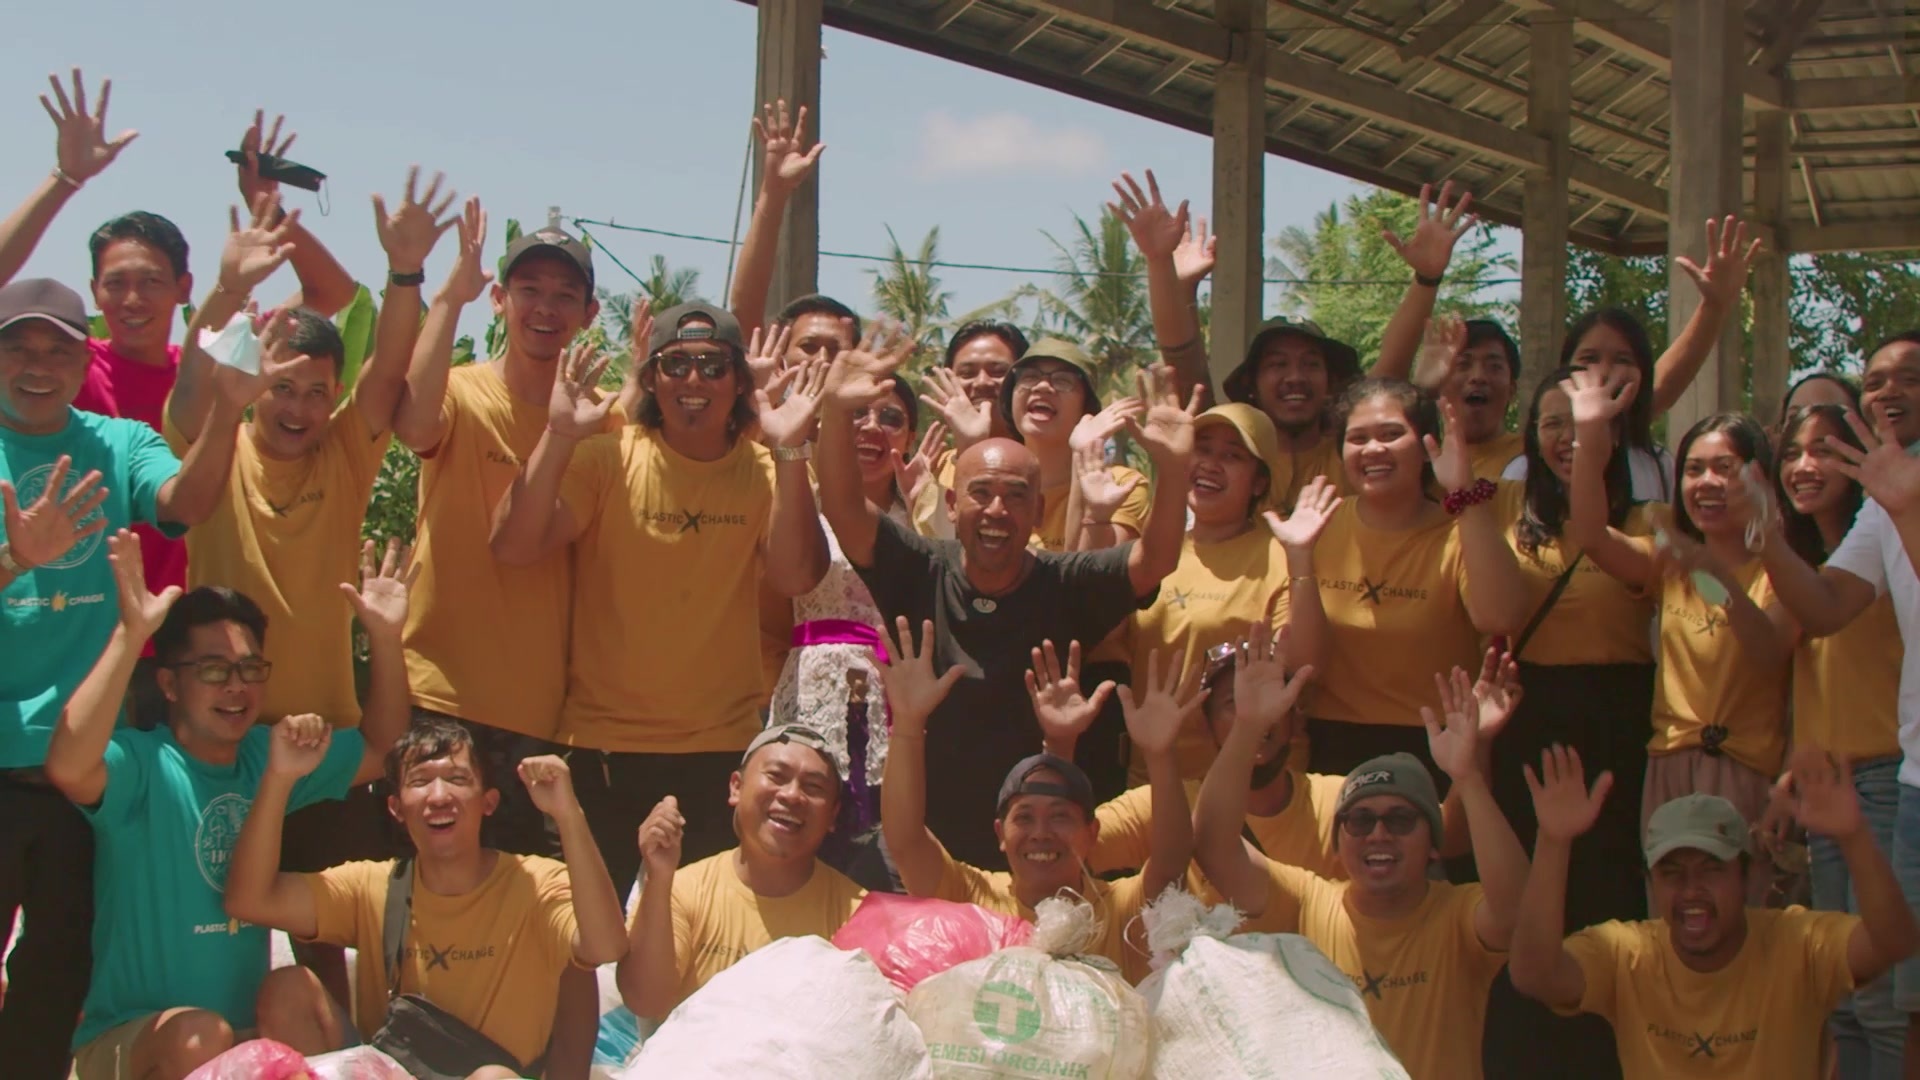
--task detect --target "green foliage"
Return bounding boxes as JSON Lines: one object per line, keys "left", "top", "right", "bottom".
{"left": 1564, "top": 248, "right": 1670, "bottom": 347}
{"left": 333, "top": 285, "right": 377, "bottom": 390}
{"left": 870, "top": 226, "right": 954, "bottom": 366}
{"left": 1790, "top": 252, "right": 1920, "bottom": 373}
{"left": 1010, "top": 209, "right": 1155, "bottom": 402}
{"left": 1267, "top": 189, "right": 1516, "bottom": 364}
{"left": 481, "top": 218, "right": 524, "bottom": 361}
{"left": 362, "top": 440, "right": 421, "bottom": 544}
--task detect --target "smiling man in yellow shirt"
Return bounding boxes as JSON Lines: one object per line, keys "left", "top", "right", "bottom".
{"left": 1509, "top": 745, "right": 1919, "bottom": 1078}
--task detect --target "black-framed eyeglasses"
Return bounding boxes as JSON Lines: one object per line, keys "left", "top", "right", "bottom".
{"left": 854, "top": 404, "right": 909, "bottom": 432}
{"left": 1014, "top": 369, "right": 1081, "bottom": 393}
{"left": 169, "top": 658, "right": 274, "bottom": 685}
{"left": 1338, "top": 806, "right": 1423, "bottom": 839}
{"left": 652, "top": 352, "right": 734, "bottom": 381}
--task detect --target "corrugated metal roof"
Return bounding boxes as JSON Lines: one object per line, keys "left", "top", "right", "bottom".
{"left": 740, "top": 0, "right": 1920, "bottom": 254}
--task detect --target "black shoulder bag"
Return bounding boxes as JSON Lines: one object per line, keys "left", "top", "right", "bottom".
{"left": 1510, "top": 552, "right": 1584, "bottom": 661}
{"left": 371, "top": 859, "right": 538, "bottom": 1080}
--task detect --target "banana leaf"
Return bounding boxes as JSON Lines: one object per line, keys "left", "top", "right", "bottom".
{"left": 332, "top": 284, "right": 376, "bottom": 392}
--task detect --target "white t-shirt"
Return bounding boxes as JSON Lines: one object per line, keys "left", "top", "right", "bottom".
{"left": 1827, "top": 495, "right": 1920, "bottom": 787}
{"left": 1503, "top": 444, "right": 1674, "bottom": 503}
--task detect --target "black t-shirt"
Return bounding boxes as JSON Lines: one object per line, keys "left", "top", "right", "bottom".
{"left": 855, "top": 515, "right": 1154, "bottom": 868}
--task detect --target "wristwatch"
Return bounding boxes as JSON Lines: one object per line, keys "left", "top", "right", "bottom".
{"left": 0, "top": 544, "right": 30, "bottom": 576}
{"left": 771, "top": 443, "right": 813, "bottom": 463}
{"left": 388, "top": 269, "right": 427, "bottom": 288}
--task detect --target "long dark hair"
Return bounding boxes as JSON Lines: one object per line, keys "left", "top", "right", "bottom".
{"left": 1672, "top": 413, "right": 1775, "bottom": 543}
{"left": 1781, "top": 372, "right": 1861, "bottom": 422}
{"left": 1515, "top": 366, "right": 1635, "bottom": 559}
{"left": 1777, "top": 404, "right": 1865, "bottom": 564}
{"left": 1333, "top": 376, "right": 1440, "bottom": 500}
{"left": 1562, "top": 309, "right": 1657, "bottom": 454}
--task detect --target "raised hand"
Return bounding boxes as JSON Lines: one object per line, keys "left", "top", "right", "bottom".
{"left": 877, "top": 616, "right": 964, "bottom": 735}
{"left": 1559, "top": 365, "right": 1634, "bottom": 431}
{"left": 1468, "top": 646, "right": 1523, "bottom": 742}
{"left": 1412, "top": 313, "right": 1467, "bottom": 390}
{"left": 267, "top": 714, "right": 333, "bottom": 780}
{"left": 1119, "top": 647, "right": 1207, "bottom": 757}
{"left": 219, "top": 192, "right": 301, "bottom": 295}
{"left": 41, "top": 68, "right": 137, "bottom": 184}
{"left": 0, "top": 456, "right": 107, "bottom": 570}
{"left": 1109, "top": 170, "right": 1188, "bottom": 261}
{"left": 1524, "top": 744, "right": 1613, "bottom": 843}
{"left": 1263, "top": 475, "right": 1341, "bottom": 552}
{"left": 340, "top": 537, "right": 419, "bottom": 642}
{"left": 106, "top": 530, "right": 181, "bottom": 639}
{"left": 1069, "top": 399, "right": 1146, "bottom": 456}
{"left": 639, "top": 795, "right": 686, "bottom": 877}
{"left": 744, "top": 321, "right": 792, "bottom": 390}
{"left": 1382, "top": 182, "right": 1477, "bottom": 282}
{"left": 1024, "top": 639, "right": 1115, "bottom": 749}
{"left": 1651, "top": 527, "right": 1733, "bottom": 591}
{"left": 1677, "top": 215, "right": 1762, "bottom": 312}
{"left": 519, "top": 755, "right": 583, "bottom": 820}
{"left": 755, "top": 355, "right": 829, "bottom": 449}
{"left": 892, "top": 420, "right": 948, "bottom": 509}
{"left": 1231, "top": 624, "right": 1314, "bottom": 735}
{"left": 1127, "top": 363, "right": 1203, "bottom": 466}
{"left": 1421, "top": 665, "right": 1489, "bottom": 781}
{"left": 1171, "top": 211, "right": 1216, "bottom": 291}
{"left": 1076, "top": 440, "right": 1142, "bottom": 519}
{"left": 237, "top": 110, "right": 297, "bottom": 209}
{"left": 1829, "top": 409, "right": 1920, "bottom": 515}
{"left": 1790, "top": 745, "right": 1864, "bottom": 840}
{"left": 442, "top": 198, "right": 493, "bottom": 305}
{"left": 754, "top": 99, "right": 825, "bottom": 194}
{"left": 373, "top": 166, "right": 459, "bottom": 273}
{"left": 1755, "top": 774, "right": 1798, "bottom": 856}
{"left": 1422, "top": 399, "right": 1474, "bottom": 493}
{"left": 548, "top": 341, "right": 614, "bottom": 439}
{"left": 825, "top": 321, "right": 911, "bottom": 411}
{"left": 210, "top": 310, "right": 302, "bottom": 411}
{"left": 921, "top": 367, "right": 995, "bottom": 446}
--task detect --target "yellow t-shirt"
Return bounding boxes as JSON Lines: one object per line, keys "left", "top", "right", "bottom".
{"left": 1091, "top": 772, "right": 1345, "bottom": 881}
{"left": 1034, "top": 465, "right": 1152, "bottom": 552}
{"left": 1561, "top": 908, "right": 1860, "bottom": 1079}
{"left": 1496, "top": 484, "right": 1659, "bottom": 666}
{"left": 651, "top": 849, "right": 865, "bottom": 1011}
{"left": 304, "top": 855, "right": 580, "bottom": 1069}
{"left": 1650, "top": 561, "right": 1790, "bottom": 775}
{"left": 1470, "top": 431, "right": 1524, "bottom": 483}
{"left": 1271, "top": 436, "right": 1350, "bottom": 515}
{"left": 1123, "top": 528, "right": 1292, "bottom": 778}
{"left": 932, "top": 847, "right": 1153, "bottom": 984}
{"left": 404, "top": 363, "right": 599, "bottom": 738}
{"left": 169, "top": 400, "right": 388, "bottom": 727}
{"left": 1277, "top": 502, "right": 1479, "bottom": 729}
{"left": 557, "top": 426, "right": 775, "bottom": 752}
{"left": 1794, "top": 593, "right": 1903, "bottom": 762}
{"left": 1268, "top": 866, "right": 1504, "bottom": 1080}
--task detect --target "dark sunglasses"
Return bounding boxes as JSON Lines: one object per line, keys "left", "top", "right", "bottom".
{"left": 653, "top": 352, "right": 734, "bottom": 381}
{"left": 169, "top": 658, "right": 274, "bottom": 685}
{"left": 854, "top": 404, "right": 909, "bottom": 432}
{"left": 1338, "top": 806, "right": 1423, "bottom": 839}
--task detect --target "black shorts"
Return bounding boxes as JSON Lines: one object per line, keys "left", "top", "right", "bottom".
{"left": 412, "top": 708, "right": 565, "bottom": 858}
{"left": 279, "top": 780, "right": 401, "bottom": 873}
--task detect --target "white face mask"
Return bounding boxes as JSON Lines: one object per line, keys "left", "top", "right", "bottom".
{"left": 198, "top": 312, "right": 261, "bottom": 375}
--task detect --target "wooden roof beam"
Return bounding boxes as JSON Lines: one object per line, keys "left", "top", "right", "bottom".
{"left": 1511, "top": 0, "right": 1786, "bottom": 108}
{"left": 1792, "top": 75, "right": 1920, "bottom": 111}
{"left": 1753, "top": 0, "right": 1827, "bottom": 73}
{"left": 1399, "top": 0, "right": 1510, "bottom": 60}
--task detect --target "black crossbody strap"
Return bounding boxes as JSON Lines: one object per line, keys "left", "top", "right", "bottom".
{"left": 1511, "top": 552, "right": 1584, "bottom": 660}
{"left": 382, "top": 858, "right": 413, "bottom": 1002}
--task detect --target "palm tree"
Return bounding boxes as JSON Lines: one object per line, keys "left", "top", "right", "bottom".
{"left": 1010, "top": 209, "right": 1154, "bottom": 403}
{"left": 870, "top": 226, "right": 954, "bottom": 368}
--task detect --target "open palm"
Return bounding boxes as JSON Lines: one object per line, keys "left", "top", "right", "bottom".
{"left": 1025, "top": 639, "right": 1113, "bottom": 747}
{"left": 107, "top": 530, "right": 181, "bottom": 638}
{"left": 341, "top": 538, "right": 417, "bottom": 639}
{"left": 1832, "top": 410, "right": 1920, "bottom": 514}
{"left": 1526, "top": 744, "right": 1613, "bottom": 843}
{"left": 1, "top": 455, "right": 108, "bottom": 569}
{"left": 43, "top": 69, "right": 137, "bottom": 184}
{"left": 1265, "top": 476, "right": 1341, "bottom": 551}
{"left": 755, "top": 357, "right": 829, "bottom": 448}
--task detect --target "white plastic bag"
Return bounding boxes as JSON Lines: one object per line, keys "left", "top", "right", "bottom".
{"left": 908, "top": 895, "right": 1151, "bottom": 1080}
{"left": 1136, "top": 890, "right": 1408, "bottom": 1079}
{"left": 621, "top": 935, "right": 930, "bottom": 1079}
{"left": 304, "top": 1045, "right": 415, "bottom": 1080}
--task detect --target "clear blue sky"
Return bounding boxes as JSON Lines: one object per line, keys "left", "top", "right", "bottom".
{"left": 0, "top": 0, "right": 1516, "bottom": 340}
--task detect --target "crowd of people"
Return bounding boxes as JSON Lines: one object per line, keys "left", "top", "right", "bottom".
{"left": 3, "top": 67, "right": 1920, "bottom": 1080}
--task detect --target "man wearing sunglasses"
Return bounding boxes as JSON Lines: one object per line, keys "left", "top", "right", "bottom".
{"left": 1194, "top": 645, "right": 1529, "bottom": 1080}
{"left": 491, "top": 300, "right": 828, "bottom": 903}
{"left": 41, "top": 530, "right": 413, "bottom": 1080}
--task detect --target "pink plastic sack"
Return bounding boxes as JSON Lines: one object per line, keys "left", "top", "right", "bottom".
{"left": 183, "top": 1039, "right": 312, "bottom": 1080}
{"left": 832, "top": 892, "right": 1033, "bottom": 992}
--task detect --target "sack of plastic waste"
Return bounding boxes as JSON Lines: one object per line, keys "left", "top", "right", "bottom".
{"left": 833, "top": 891, "right": 1035, "bottom": 992}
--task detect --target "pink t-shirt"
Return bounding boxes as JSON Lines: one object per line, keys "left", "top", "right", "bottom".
{"left": 73, "top": 338, "right": 189, "bottom": 597}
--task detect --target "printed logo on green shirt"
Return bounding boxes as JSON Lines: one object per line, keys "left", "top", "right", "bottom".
{"left": 194, "top": 792, "right": 250, "bottom": 890}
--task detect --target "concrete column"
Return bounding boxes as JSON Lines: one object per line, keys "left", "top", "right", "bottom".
{"left": 1520, "top": 12, "right": 1573, "bottom": 385}
{"left": 1665, "top": 0, "right": 1746, "bottom": 442}
{"left": 1208, "top": 0, "right": 1266, "bottom": 393}
{"left": 754, "top": 0, "right": 823, "bottom": 317}
{"left": 1751, "top": 109, "right": 1792, "bottom": 425}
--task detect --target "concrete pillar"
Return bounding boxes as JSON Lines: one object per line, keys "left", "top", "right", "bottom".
{"left": 1520, "top": 12, "right": 1572, "bottom": 385}
{"left": 1751, "top": 109, "right": 1792, "bottom": 424}
{"left": 1208, "top": 0, "right": 1266, "bottom": 393}
{"left": 753, "top": 0, "right": 823, "bottom": 318}
{"left": 1665, "top": 0, "right": 1746, "bottom": 442}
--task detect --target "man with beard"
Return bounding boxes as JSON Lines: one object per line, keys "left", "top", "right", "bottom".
{"left": 618, "top": 725, "right": 864, "bottom": 1019}
{"left": 815, "top": 327, "right": 1193, "bottom": 867}
{"left": 43, "top": 530, "right": 411, "bottom": 1080}
{"left": 1510, "top": 746, "right": 1917, "bottom": 1078}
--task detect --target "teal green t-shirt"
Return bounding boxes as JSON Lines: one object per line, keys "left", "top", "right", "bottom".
{"left": 0, "top": 408, "right": 183, "bottom": 766}
{"left": 74, "top": 724, "right": 363, "bottom": 1048}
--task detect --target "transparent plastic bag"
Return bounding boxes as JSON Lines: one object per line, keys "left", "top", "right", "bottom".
{"left": 182, "top": 1039, "right": 313, "bottom": 1080}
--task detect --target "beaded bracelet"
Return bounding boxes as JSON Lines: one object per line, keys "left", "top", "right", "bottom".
{"left": 1443, "top": 478, "right": 1497, "bottom": 516}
